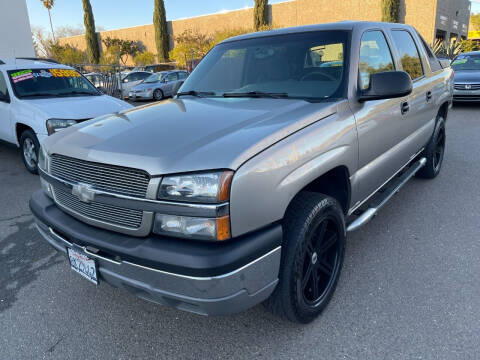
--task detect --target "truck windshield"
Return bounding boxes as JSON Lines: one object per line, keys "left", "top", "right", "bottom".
{"left": 451, "top": 55, "right": 480, "bottom": 71}
{"left": 7, "top": 68, "right": 101, "bottom": 99}
{"left": 179, "top": 30, "right": 349, "bottom": 102}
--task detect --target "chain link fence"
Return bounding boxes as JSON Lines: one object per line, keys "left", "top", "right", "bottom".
{"left": 70, "top": 62, "right": 178, "bottom": 99}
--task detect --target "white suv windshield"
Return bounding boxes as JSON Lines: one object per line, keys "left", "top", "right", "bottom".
{"left": 179, "top": 30, "right": 349, "bottom": 102}
{"left": 7, "top": 68, "right": 100, "bottom": 98}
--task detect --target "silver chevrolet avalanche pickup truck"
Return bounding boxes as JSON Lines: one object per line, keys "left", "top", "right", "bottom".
{"left": 31, "top": 22, "right": 453, "bottom": 323}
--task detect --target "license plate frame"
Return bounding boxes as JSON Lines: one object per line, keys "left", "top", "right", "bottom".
{"left": 67, "top": 248, "right": 98, "bottom": 285}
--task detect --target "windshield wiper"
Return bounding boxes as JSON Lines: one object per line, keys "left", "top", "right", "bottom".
{"left": 22, "top": 92, "right": 61, "bottom": 98}
{"left": 222, "top": 91, "right": 289, "bottom": 99}
{"left": 59, "top": 90, "right": 98, "bottom": 96}
{"left": 177, "top": 90, "right": 216, "bottom": 98}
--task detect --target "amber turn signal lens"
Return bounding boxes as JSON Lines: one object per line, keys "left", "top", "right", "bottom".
{"left": 216, "top": 216, "right": 231, "bottom": 241}
{"left": 218, "top": 171, "right": 233, "bottom": 202}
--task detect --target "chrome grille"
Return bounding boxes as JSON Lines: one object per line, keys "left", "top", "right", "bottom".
{"left": 50, "top": 154, "right": 150, "bottom": 198}
{"left": 454, "top": 83, "right": 480, "bottom": 90}
{"left": 53, "top": 186, "right": 143, "bottom": 229}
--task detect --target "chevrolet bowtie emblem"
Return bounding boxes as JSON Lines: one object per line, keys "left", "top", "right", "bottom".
{"left": 72, "top": 183, "right": 95, "bottom": 203}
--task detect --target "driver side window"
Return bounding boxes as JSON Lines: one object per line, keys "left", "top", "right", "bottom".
{"left": 359, "top": 31, "right": 395, "bottom": 90}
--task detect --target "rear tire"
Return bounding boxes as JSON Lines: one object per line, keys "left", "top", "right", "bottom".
{"left": 416, "top": 117, "right": 445, "bottom": 179}
{"left": 20, "top": 129, "right": 40, "bottom": 175}
{"left": 264, "top": 192, "right": 346, "bottom": 323}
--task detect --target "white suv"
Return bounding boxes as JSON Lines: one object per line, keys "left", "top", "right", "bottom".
{"left": 0, "top": 58, "right": 132, "bottom": 173}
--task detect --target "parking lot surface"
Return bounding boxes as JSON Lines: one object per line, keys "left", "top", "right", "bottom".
{"left": 1, "top": 105, "right": 479, "bottom": 359}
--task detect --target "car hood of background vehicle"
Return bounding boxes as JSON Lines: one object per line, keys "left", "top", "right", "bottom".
{"left": 453, "top": 70, "right": 480, "bottom": 83}
{"left": 131, "top": 82, "right": 161, "bottom": 91}
{"left": 28, "top": 95, "right": 132, "bottom": 119}
{"left": 43, "top": 97, "right": 337, "bottom": 175}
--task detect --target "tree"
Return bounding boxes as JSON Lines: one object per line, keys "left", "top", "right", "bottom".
{"left": 254, "top": 0, "right": 269, "bottom": 31}
{"left": 49, "top": 43, "right": 87, "bottom": 64}
{"left": 102, "top": 37, "right": 143, "bottom": 65}
{"left": 82, "top": 0, "right": 100, "bottom": 63}
{"left": 168, "top": 29, "right": 212, "bottom": 68}
{"left": 40, "top": 0, "right": 56, "bottom": 41}
{"left": 381, "top": 0, "right": 400, "bottom": 23}
{"left": 134, "top": 51, "right": 156, "bottom": 65}
{"left": 153, "top": 0, "right": 169, "bottom": 62}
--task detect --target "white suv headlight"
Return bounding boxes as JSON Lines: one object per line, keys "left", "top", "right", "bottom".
{"left": 46, "top": 118, "right": 78, "bottom": 135}
{"left": 158, "top": 171, "right": 233, "bottom": 203}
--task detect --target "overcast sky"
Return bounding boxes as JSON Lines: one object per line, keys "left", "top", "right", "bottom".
{"left": 26, "top": 0, "right": 480, "bottom": 32}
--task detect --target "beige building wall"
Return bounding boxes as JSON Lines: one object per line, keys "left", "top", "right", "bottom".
{"left": 59, "top": 0, "right": 470, "bottom": 65}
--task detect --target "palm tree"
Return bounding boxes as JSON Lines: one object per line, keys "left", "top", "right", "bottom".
{"left": 41, "top": 0, "right": 56, "bottom": 42}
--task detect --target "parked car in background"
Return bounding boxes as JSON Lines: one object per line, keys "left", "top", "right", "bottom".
{"left": 451, "top": 51, "right": 480, "bottom": 102}
{"left": 0, "top": 58, "right": 132, "bottom": 173}
{"left": 84, "top": 72, "right": 105, "bottom": 90}
{"left": 32, "top": 22, "right": 452, "bottom": 323}
{"left": 129, "top": 70, "right": 189, "bottom": 101}
{"left": 120, "top": 71, "right": 151, "bottom": 99}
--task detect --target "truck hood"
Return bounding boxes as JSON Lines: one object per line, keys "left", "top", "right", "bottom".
{"left": 27, "top": 95, "right": 132, "bottom": 119}
{"left": 43, "top": 97, "right": 337, "bottom": 175}
{"left": 453, "top": 70, "right": 480, "bottom": 83}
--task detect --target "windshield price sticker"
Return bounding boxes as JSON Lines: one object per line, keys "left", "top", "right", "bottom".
{"left": 452, "top": 59, "right": 467, "bottom": 65}
{"left": 49, "top": 69, "right": 81, "bottom": 78}
{"left": 10, "top": 69, "right": 34, "bottom": 83}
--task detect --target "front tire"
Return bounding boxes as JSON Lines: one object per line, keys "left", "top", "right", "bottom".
{"left": 416, "top": 117, "right": 445, "bottom": 179}
{"left": 153, "top": 89, "right": 163, "bottom": 101}
{"left": 20, "top": 129, "right": 40, "bottom": 174}
{"left": 264, "top": 192, "right": 346, "bottom": 323}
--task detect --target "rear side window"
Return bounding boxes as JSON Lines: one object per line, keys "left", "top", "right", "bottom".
{"left": 165, "top": 73, "right": 178, "bottom": 82}
{"left": 178, "top": 72, "right": 188, "bottom": 80}
{"left": 0, "top": 72, "right": 9, "bottom": 101}
{"left": 418, "top": 33, "right": 442, "bottom": 72}
{"left": 391, "top": 30, "right": 424, "bottom": 80}
{"left": 359, "top": 31, "right": 395, "bottom": 90}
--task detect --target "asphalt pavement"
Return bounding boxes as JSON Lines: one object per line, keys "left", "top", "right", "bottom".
{"left": 1, "top": 104, "right": 479, "bottom": 359}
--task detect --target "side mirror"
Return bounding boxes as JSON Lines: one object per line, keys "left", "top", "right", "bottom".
{"left": 123, "top": 78, "right": 129, "bottom": 83}
{"left": 359, "top": 71, "right": 412, "bottom": 102}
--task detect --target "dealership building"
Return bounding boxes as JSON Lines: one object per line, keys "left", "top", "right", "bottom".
{"left": 60, "top": 0, "right": 471, "bottom": 65}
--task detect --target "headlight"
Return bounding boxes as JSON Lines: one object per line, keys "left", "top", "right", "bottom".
{"left": 46, "top": 118, "right": 78, "bottom": 135}
{"left": 155, "top": 171, "right": 233, "bottom": 240}
{"left": 158, "top": 171, "right": 233, "bottom": 203}
{"left": 153, "top": 214, "right": 230, "bottom": 241}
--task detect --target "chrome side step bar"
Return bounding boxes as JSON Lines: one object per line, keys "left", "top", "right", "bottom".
{"left": 346, "top": 157, "right": 426, "bottom": 232}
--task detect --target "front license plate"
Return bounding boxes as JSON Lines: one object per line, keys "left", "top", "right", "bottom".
{"left": 67, "top": 248, "right": 98, "bottom": 284}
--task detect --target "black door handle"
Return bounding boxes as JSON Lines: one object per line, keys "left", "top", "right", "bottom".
{"left": 426, "top": 91, "right": 433, "bottom": 102}
{"left": 401, "top": 101, "right": 410, "bottom": 115}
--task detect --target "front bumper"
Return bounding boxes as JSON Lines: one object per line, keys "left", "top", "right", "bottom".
{"left": 30, "top": 190, "right": 282, "bottom": 315}
{"left": 129, "top": 91, "right": 152, "bottom": 100}
{"left": 453, "top": 88, "right": 480, "bottom": 102}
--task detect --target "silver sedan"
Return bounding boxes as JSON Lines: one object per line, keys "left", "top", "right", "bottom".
{"left": 129, "top": 70, "right": 188, "bottom": 101}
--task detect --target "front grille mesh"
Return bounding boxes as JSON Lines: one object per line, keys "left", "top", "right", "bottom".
{"left": 53, "top": 187, "right": 143, "bottom": 229}
{"left": 50, "top": 154, "right": 150, "bottom": 198}
{"left": 454, "top": 83, "right": 480, "bottom": 90}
